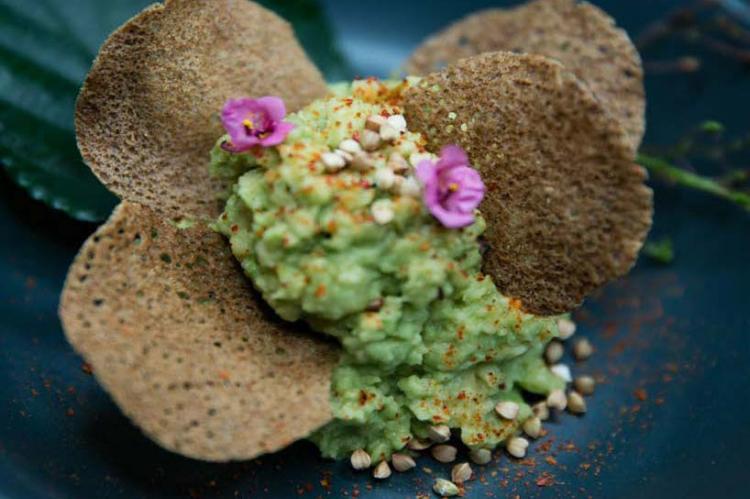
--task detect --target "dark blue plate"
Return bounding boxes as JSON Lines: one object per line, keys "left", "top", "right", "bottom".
{"left": 1, "top": 1, "right": 749, "bottom": 497}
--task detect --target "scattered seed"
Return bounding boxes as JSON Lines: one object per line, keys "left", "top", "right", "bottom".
{"left": 399, "top": 176, "right": 421, "bottom": 197}
{"left": 371, "top": 199, "right": 394, "bottom": 225}
{"left": 574, "top": 375, "right": 596, "bottom": 396}
{"left": 321, "top": 152, "right": 346, "bottom": 171}
{"left": 557, "top": 318, "right": 576, "bottom": 340}
{"left": 547, "top": 389, "right": 568, "bottom": 411}
{"left": 551, "top": 363, "right": 572, "bottom": 383}
{"left": 339, "top": 138, "right": 362, "bottom": 154}
{"left": 386, "top": 114, "right": 407, "bottom": 132}
{"left": 428, "top": 424, "right": 451, "bottom": 443}
{"left": 545, "top": 341, "right": 564, "bottom": 364}
{"left": 407, "top": 438, "right": 432, "bottom": 451}
{"left": 350, "top": 449, "right": 371, "bottom": 470}
{"left": 372, "top": 460, "right": 391, "bottom": 479}
{"left": 351, "top": 152, "right": 374, "bottom": 171}
{"left": 335, "top": 149, "right": 353, "bottom": 163}
{"left": 469, "top": 448, "right": 492, "bottom": 465}
{"left": 409, "top": 152, "right": 432, "bottom": 167}
{"left": 433, "top": 478, "right": 459, "bottom": 497}
{"left": 391, "top": 174, "right": 405, "bottom": 190}
{"left": 568, "top": 391, "right": 587, "bottom": 414}
{"left": 431, "top": 444, "right": 457, "bottom": 463}
{"left": 451, "top": 462, "right": 472, "bottom": 484}
{"left": 532, "top": 401, "right": 550, "bottom": 421}
{"left": 387, "top": 152, "right": 410, "bottom": 172}
{"left": 379, "top": 123, "right": 400, "bottom": 142}
{"left": 365, "top": 114, "right": 387, "bottom": 132}
{"left": 506, "top": 437, "right": 529, "bottom": 458}
{"left": 374, "top": 168, "right": 396, "bottom": 189}
{"left": 522, "top": 416, "right": 542, "bottom": 439}
{"left": 361, "top": 129, "right": 382, "bottom": 151}
{"left": 391, "top": 452, "right": 416, "bottom": 472}
{"left": 573, "top": 338, "right": 594, "bottom": 361}
{"left": 495, "top": 401, "right": 520, "bottom": 420}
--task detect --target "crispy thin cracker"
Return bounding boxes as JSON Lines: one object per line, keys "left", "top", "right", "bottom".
{"left": 405, "top": 0, "right": 645, "bottom": 152}
{"left": 76, "top": 0, "right": 327, "bottom": 219}
{"left": 403, "top": 52, "right": 652, "bottom": 315}
{"left": 60, "top": 202, "right": 338, "bottom": 461}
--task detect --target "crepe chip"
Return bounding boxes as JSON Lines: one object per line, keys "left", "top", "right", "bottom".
{"left": 75, "top": 0, "right": 328, "bottom": 220}
{"left": 60, "top": 202, "right": 338, "bottom": 461}
{"left": 403, "top": 51, "right": 653, "bottom": 315}
{"left": 405, "top": 0, "right": 645, "bottom": 153}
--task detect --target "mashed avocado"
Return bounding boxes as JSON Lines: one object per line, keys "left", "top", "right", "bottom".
{"left": 212, "top": 79, "right": 565, "bottom": 461}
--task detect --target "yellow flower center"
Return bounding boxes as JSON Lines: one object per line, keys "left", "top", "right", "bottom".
{"left": 448, "top": 182, "right": 459, "bottom": 192}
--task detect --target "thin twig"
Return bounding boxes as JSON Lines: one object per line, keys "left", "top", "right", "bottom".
{"left": 635, "top": 0, "right": 718, "bottom": 49}
{"left": 635, "top": 0, "right": 750, "bottom": 67}
{"left": 699, "top": 34, "right": 750, "bottom": 63}
{"left": 644, "top": 56, "right": 702, "bottom": 74}
{"left": 637, "top": 153, "right": 750, "bottom": 211}
{"left": 717, "top": 169, "right": 750, "bottom": 187}
{"left": 713, "top": 14, "right": 750, "bottom": 44}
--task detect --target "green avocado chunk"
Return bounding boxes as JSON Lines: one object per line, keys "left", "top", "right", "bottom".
{"left": 212, "top": 79, "right": 565, "bottom": 461}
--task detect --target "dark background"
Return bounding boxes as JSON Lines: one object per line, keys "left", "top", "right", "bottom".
{"left": 1, "top": 0, "right": 749, "bottom": 497}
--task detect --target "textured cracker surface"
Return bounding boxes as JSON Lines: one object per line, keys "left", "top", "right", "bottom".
{"left": 59, "top": 202, "right": 338, "bottom": 461}
{"left": 405, "top": 0, "right": 645, "bottom": 153}
{"left": 403, "top": 52, "right": 653, "bottom": 315}
{"left": 75, "top": 0, "right": 327, "bottom": 219}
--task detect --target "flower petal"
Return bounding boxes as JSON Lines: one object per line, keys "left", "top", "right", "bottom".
{"left": 60, "top": 202, "right": 338, "bottom": 461}
{"left": 221, "top": 98, "right": 254, "bottom": 131}
{"left": 437, "top": 144, "right": 469, "bottom": 171}
{"left": 221, "top": 98, "right": 263, "bottom": 152}
{"left": 430, "top": 203, "right": 476, "bottom": 228}
{"left": 224, "top": 135, "right": 261, "bottom": 153}
{"left": 255, "top": 96, "right": 288, "bottom": 122}
{"left": 259, "top": 121, "right": 295, "bottom": 146}
{"left": 415, "top": 159, "right": 437, "bottom": 184}
{"left": 441, "top": 166, "right": 485, "bottom": 212}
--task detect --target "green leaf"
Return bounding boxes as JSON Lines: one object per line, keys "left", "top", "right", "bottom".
{"left": 637, "top": 153, "right": 750, "bottom": 212}
{"left": 0, "top": 0, "right": 152, "bottom": 221}
{"left": 258, "top": 0, "right": 353, "bottom": 81}
{"left": 0, "top": 0, "right": 351, "bottom": 221}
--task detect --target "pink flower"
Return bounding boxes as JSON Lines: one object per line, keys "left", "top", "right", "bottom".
{"left": 415, "top": 145, "right": 485, "bottom": 229}
{"left": 220, "top": 96, "right": 295, "bottom": 152}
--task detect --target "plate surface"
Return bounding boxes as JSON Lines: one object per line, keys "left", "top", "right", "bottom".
{"left": 1, "top": 1, "right": 749, "bottom": 497}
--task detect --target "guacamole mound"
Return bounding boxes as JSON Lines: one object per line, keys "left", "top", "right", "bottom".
{"left": 212, "top": 79, "right": 565, "bottom": 461}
